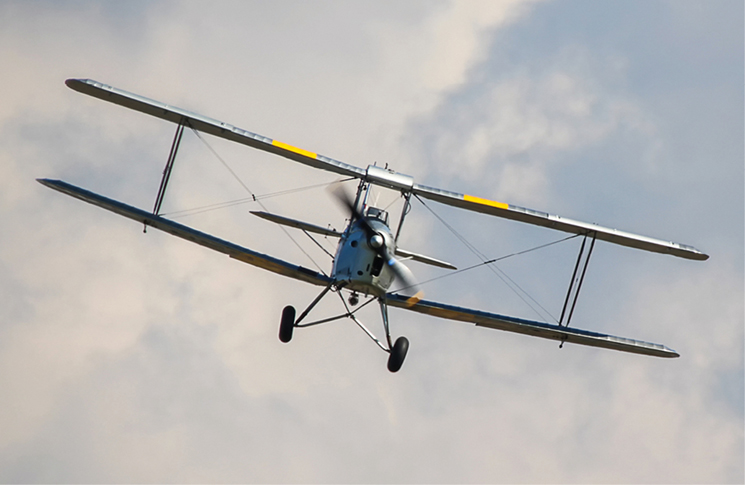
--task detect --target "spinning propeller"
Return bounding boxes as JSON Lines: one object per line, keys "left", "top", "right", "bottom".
{"left": 330, "top": 183, "right": 423, "bottom": 306}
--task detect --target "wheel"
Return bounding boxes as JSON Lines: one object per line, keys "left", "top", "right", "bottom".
{"left": 387, "top": 336, "right": 409, "bottom": 373}
{"left": 279, "top": 305, "right": 295, "bottom": 343}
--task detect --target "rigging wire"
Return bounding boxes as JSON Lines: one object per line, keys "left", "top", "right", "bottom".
{"left": 188, "top": 128, "right": 329, "bottom": 275}
{"left": 413, "top": 194, "right": 578, "bottom": 323}
{"left": 161, "top": 179, "right": 349, "bottom": 219}
{"left": 302, "top": 229, "right": 336, "bottom": 261}
{"left": 158, "top": 126, "right": 576, "bottom": 320}
{"left": 414, "top": 234, "right": 579, "bottom": 288}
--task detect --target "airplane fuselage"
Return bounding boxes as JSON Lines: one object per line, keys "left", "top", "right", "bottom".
{"left": 331, "top": 214, "right": 396, "bottom": 296}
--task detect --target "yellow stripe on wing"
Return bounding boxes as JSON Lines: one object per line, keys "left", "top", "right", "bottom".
{"left": 405, "top": 290, "right": 424, "bottom": 308}
{"left": 271, "top": 139, "right": 317, "bottom": 159}
{"left": 463, "top": 194, "right": 509, "bottom": 210}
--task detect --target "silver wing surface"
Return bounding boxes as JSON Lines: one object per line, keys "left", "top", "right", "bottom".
{"left": 385, "top": 293, "right": 679, "bottom": 358}
{"left": 37, "top": 179, "right": 332, "bottom": 288}
{"left": 65, "top": 79, "right": 366, "bottom": 180}
{"left": 66, "top": 78, "right": 707, "bottom": 261}
{"left": 409, "top": 184, "right": 708, "bottom": 261}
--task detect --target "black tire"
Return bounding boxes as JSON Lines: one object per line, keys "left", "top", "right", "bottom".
{"left": 387, "top": 336, "right": 409, "bottom": 373}
{"left": 279, "top": 305, "right": 295, "bottom": 343}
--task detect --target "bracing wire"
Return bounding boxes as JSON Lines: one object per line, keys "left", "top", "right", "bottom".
{"left": 161, "top": 180, "right": 348, "bottom": 219}
{"left": 302, "top": 230, "right": 336, "bottom": 260}
{"left": 188, "top": 128, "right": 330, "bottom": 275}
{"left": 414, "top": 235, "right": 579, "bottom": 288}
{"left": 413, "top": 194, "right": 579, "bottom": 323}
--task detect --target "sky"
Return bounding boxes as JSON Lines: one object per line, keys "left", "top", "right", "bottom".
{"left": 0, "top": 0, "right": 742, "bottom": 483}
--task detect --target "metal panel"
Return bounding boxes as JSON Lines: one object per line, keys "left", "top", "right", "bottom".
{"left": 365, "top": 165, "right": 414, "bottom": 191}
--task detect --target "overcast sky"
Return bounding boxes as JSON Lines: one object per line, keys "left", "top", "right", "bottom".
{"left": 0, "top": 0, "right": 742, "bottom": 483}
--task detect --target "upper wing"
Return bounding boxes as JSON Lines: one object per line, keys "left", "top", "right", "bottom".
{"left": 66, "top": 78, "right": 707, "bottom": 262}
{"left": 65, "top": 79, "right": 366, "bottom": 180}
{"left": 411, "top": 183, "right": 708, "bottom": 261}
{"left": 385, "top": 293, "right": 679, "bottom": 358}
{"left": 37, "top": 179, "right": 332, "bottom": 288}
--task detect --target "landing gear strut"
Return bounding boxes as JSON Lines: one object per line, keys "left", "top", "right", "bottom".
{"left": 380, "top": 299, "right": 408, "bottom": 373}
{"left": 277, "top": 284, "right": 410, "bottom": 372}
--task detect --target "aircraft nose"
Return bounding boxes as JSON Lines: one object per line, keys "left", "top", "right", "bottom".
{"left": 369, "top": 233, "right": 384, "bottom": 249}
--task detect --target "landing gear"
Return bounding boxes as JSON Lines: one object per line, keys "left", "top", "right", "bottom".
{"left": 279, "top": 305, "right": 295, "bottom": 343}
{"left": 378, "top": 299, "right": 409, "bottom": 373}
{"left": 387, "top": 336, "right": 409, "bottom": 373}
{"left": 278, "top": 288, "right": 411, "bottom": 372}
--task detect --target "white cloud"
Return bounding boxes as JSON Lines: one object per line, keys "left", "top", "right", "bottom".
{"left": 403, "top": 45, "right": 662, "bottom": 207}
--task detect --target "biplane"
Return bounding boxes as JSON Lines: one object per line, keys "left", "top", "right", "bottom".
{"left": 39, "top": 79, "right": 708, "bottom": 372}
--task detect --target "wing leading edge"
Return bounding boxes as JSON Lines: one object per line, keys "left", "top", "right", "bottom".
{"left": 385, "top": 293, "right": 679, "bottom": 358}
{"left": 65, "top": 78, "right": 707, "bottom": 262}
{"left": 37, "top": 179, "right": 332, "bottom": 288}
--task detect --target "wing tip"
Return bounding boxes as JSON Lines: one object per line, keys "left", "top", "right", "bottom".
{"left": 682, "top": 250, "right": 709, "bottom": 261}
{"left": 65, "top": 78, "right": 87, "bottom": 91}
{"left": 664, "top": 347, "right": 681, "bottom": 358}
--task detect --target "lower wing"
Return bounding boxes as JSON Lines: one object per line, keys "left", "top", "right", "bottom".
{"left": 385, "top": 293, "right": 679, "bottom": 358}
{"left": 37, "top": 179, "right": 332, "bottom": 288}
{"left": 37, "top": 178, "right": 678, "bottom": 358}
